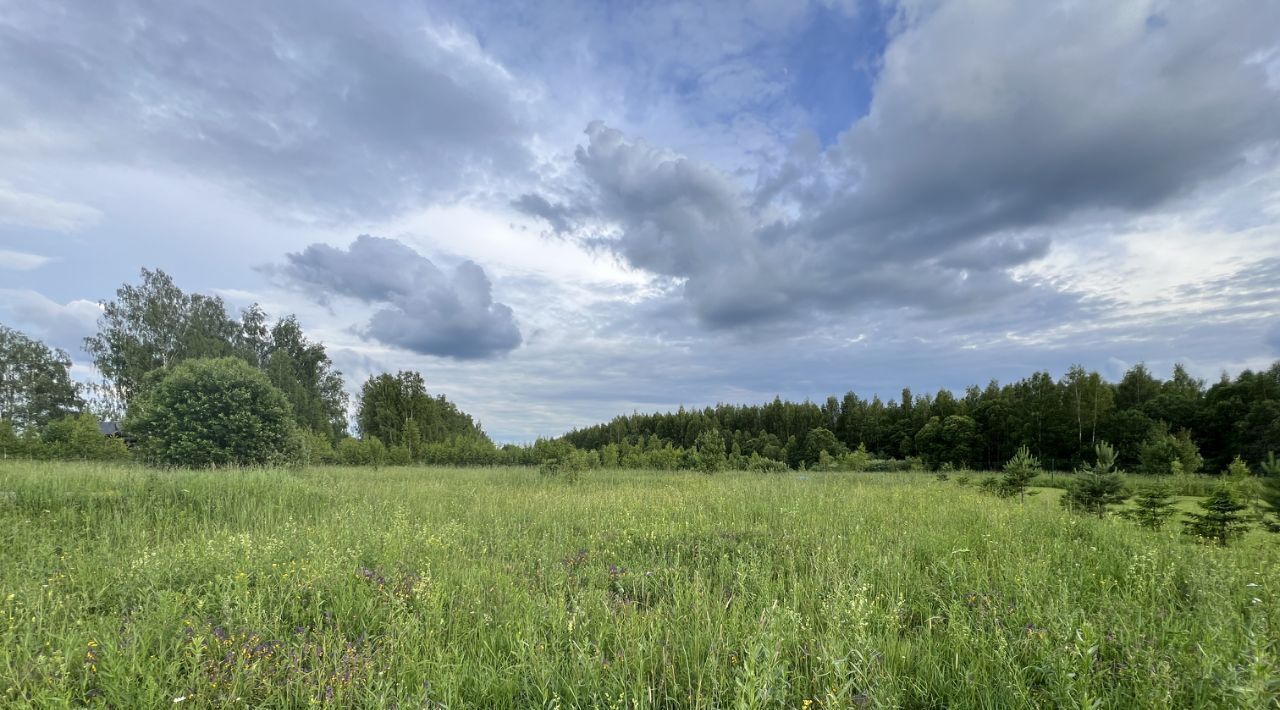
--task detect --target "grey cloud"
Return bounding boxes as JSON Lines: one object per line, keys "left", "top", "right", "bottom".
{"left": 0, "top": 1, "right": 533, "bottom": 218}
{"left": 815, "top": 2, "right": 1280, "bottom": 254}
{"left": 557, "top": 3, "right": 1280, "bottom": 330}
{"left": 511, "top": 194, "right": 578, "bottom": 234}
{"left": 277, "top": 236, "right": 521, "bottom": 359}
{"left": 566, "top": 122, "right": 1078, "bottom": 329}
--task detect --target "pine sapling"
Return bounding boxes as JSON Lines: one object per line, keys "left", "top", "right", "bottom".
{"left": 1001, "top": 445, "right": 1041, "bottom": 503}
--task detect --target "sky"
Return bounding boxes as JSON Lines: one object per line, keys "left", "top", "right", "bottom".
{"left": 2, "top": 0, "right": 1279, "bottom": 442}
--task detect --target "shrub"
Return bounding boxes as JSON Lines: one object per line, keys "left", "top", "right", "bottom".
{"left": 746, "top": 453, "right": 789, "bottom": 473}
{"left": 127, "top": 358, "right": 295, "bottom": 467}
{"left": 40, "top": 413, "right": 130, "bottom": 461}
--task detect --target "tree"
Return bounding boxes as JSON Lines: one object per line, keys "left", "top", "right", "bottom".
{"left": 0, "top": 325, "right": 81, "bottom": 432}
{"left": 1183, "top": 485, "right": 1250, "bottom": 546}
{"left": 356, "top": 371, "right": 488, "bottom": 448}
{"left": 261, "top": 317, "right": 347, "bottom": 440}
{"left": 85, "top": 269, "right": 347, "bottom": 438}
{"left": 127, "top": 358, "right": 295, "bottom": 467}
{"left": 1061, "top": 441, "right": 1129, "bottom": 518}
{"left": 1139, "top": 425, "right": 1203, "bottom": 475}
{"left": 1001, "top": 445, "right": 1041, "bottom": 502}
{"left": 694, "top": 428, "right": 726, "bottom": 473}
{"left": 1124, "top": 484, "right": 1177, "bottom": 530}
{"left": 802, "top": 427, "right": 843, "bottom": 468}
{"left": 84, "top": 268, "right": 241, "bottom": 410}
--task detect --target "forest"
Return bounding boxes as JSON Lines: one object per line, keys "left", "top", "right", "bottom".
{"left": 1, "top": 267, "right": 1278, "bottom": 477}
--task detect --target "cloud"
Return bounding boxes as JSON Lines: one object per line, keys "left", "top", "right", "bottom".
{"left": 547, "top": 2, "right": 1280, "bottom": 331}
{"left": 0, "top": 249, "right": 54, "bottom": 271}
{"left": 511, "top": 193, "right": 578, "bottom": 235}
{"left": 0, "top": 186, "right": 101, "bottom": 232}
{"left": 276, "top": 236, "right": 521, "bottom": 359}
{"left": 0, "top": 0, "right": 534, "bottom": 218}
{"left": 561, "top": 121, "right": 1064, "bottom": 328}
{"left": 0, "top": 289, "right": 101, "bottom": 353}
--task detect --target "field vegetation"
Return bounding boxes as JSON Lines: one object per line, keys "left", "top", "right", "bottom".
{"left": 2, "top": 462, "right": 1277, "bottom": 708}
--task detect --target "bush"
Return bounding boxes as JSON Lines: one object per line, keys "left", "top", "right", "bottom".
{"left": 127, "top": 358, "right": 295, "bottom": 467}
{"left": 745, "top": 453, "right": 789, "bottom": 473}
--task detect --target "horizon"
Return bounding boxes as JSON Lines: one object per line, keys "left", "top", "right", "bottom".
{"left": 2, "top": 1, "right": 1279, "bottom": 443}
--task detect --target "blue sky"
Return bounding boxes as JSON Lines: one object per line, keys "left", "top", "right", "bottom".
{"left": 2, "top": 0, "right": 1279, "bottom": 441}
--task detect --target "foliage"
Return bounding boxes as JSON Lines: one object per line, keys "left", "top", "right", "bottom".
{"left": 127, "top": 358, "right": 296, "bottom": 467}
{"left": 84, "top": 269, "right": 346, "bottom": 438}
{"left": 1182, "top": 485, "right": 1250, "bottom": 546}
{"left": 356, "top": 371, "right": 488, "bottom": 453}
{"left": 1000, "top": 445, "right": 1041, "bottom": 502}
{"left": 0, "top": 325, "right": 82, "bottom": 432}
{"left": 1061, "top": 442, "right": 1129, "bottom": 518}
{"left": 693, "top": 428, "right": 727, "bottom": 473}
{"left": 39, "top": 414, "right": 130, "bottom": 461}
{"left": 1123, "top": 484, "right": 1177, "bottom": 530}
{"left": 1140, "top": 424, "right": 1204, "bottom": 476}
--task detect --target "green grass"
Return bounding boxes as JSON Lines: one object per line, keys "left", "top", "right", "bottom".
{"left": 1, "top": 463, "right": 1277, "bottom": 708}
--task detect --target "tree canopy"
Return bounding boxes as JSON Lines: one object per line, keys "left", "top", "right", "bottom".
{"left": 84, "top": 268, "right": 347, "bottom": 438}
{"left": 0, "top": 325, "right": 81, "bottom": 432}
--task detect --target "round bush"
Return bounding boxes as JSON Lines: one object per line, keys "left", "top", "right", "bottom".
{"left": 128, "top": 357, "right": 295, "bottom": 467}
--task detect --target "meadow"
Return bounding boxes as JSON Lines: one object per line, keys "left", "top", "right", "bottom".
{"left": 1, "top": 462, "right": 1277, "bottom": 708}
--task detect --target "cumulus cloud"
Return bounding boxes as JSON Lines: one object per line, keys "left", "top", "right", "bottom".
{"left": 277, "top": 236, "right": 521, "bottom": 359}
{"left": 547, "top": 2, "right": 1280, "bottom": 331}
{"left": 0, "top": 289, "right": 102, "bottom": 353}
{"left": 0, "top": 0, "right": 534, "bottom": 218}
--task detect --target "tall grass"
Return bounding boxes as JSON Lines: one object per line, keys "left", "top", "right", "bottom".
{"left": 1, "top": 462, "right": 1276, "bottom": 707}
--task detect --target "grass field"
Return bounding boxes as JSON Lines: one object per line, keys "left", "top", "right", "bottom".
{"left": 1, "top": 463, "right": 1277, "bottom": 708}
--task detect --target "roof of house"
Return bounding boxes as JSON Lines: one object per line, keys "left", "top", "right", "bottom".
{"left": 98, "top": 421, "right": 123, "bottom": 436}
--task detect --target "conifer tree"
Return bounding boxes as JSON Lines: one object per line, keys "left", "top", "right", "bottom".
{"left": 1062, "top": 441, "right": 1129, "bottom": 518}
{"left": 1125, "top": 484, "right": 1177, "bottom": 530}
{"left": 1000, "top": 445, "right": 1041, "bottom": 502}
{"left": 1183, "top": 485, "right": 1250, "bottom": 546}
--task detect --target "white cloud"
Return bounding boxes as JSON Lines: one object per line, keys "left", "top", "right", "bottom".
{"left": 0, "top": 249, "right": 54, "bottom": 270}
{"left": 0, "top": 186, "right": 101, "bottom": 232}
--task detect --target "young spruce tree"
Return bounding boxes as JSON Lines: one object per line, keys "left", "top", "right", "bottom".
{"left": 1183, "top": 485, "right": 1250, "bottom": 546}
{"left": 1062, "top": 441, "right": 1129, "bottom": 518}
{"left": 1125, "top": 484, "right": 1177, "bottom": 530}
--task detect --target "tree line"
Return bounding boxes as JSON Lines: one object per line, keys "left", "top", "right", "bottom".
{"left": 0, "top": 269, "right": 491, "bottom": 465}
{"left": 562, "top": 362, "right": 1280, "bottom": 475}
{"left": 2, "top": 267, "right": 1278, "bottom": 483}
